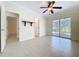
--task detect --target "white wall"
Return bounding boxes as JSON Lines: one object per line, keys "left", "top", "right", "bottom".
{"left": 39, "top": 17, "right": 46, "bottom": 36}
{"left": 1, "top": 1, "right": 46, "bottom": 52}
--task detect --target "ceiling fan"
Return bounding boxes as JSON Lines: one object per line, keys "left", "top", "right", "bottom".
{"left": 40, "top": 1, "right": 62, "bottom": 14}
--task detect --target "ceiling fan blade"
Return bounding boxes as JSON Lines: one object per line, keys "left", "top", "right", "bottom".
{"left": 48, "top": 2, "right": 51, "bottom": 7}
{"left": 51, "top": 10, "right": 54, "bottom": 14}
{"left": 51, "top": 1, "right": 55, "bottom": 5}
{"left": 43, "top": 9, "right": 48, "bottom": 13}
{"left": 53, "top": 7, "right": 62, "bottom": 9}
{"left": 48, "top": 1, "right": 55, "bottom": 7}
{"left": 40, "top": 7, "right": 48, "bottom": 8}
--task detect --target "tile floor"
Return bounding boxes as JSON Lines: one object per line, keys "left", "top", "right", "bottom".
{"left": 0, "top": 36, "right": 79, "bottom": 57}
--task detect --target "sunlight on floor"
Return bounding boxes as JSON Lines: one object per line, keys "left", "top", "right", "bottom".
{"left": 0, "top": 36, "right": 79, "bottom": 57}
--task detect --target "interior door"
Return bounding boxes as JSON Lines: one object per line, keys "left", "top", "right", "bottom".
{"left": 0, "top": 9, "right": 1, "bottom": 52}
{"left": 1, "top": 4, "right": 7, "bottom": 52}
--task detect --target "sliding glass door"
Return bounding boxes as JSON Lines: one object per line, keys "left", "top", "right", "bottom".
{"left": 52, "top": 20, "right": 59, "bottom": 36}
{"left": 60, "top": 18, "right": 71, "bottom": 39}
{"left": 52, "top": 18, "right": 71, "bottom": 39}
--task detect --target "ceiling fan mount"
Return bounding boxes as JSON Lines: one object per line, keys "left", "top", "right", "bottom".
{"left": 40, "top": 1, "right": 62, "bottom": 14}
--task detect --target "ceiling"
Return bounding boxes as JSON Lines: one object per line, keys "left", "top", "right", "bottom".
{"left": 7, "top": 1, "right": 79, "bottom": 16}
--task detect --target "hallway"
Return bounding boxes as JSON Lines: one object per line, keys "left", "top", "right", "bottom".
{"left": 0, "top": 36, "right": 79, "bottom": 57}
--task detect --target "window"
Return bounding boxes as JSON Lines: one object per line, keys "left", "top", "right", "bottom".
{"left": 52, "top": 18, "right": 71, "bottom": 39}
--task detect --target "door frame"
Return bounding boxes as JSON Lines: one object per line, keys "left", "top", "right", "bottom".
{"left": 0, "top": 6, "right": 1, "bottom": 52}
{"left": 34, "top": 18, "right": 40, "bottom": 37}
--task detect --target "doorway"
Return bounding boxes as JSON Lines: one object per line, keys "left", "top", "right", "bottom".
{"left": 34, "top": 18, "right": 39, "bottom": 37}
{"left": 6, "top": 12, "right": 19, "bottom": 44}
{"left": 7, "top": 17, "right": 17, "bottom": 44}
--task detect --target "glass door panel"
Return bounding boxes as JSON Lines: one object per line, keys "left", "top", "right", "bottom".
{"left": 52, "top": 20, "right": 59, "bottom": 36}
{"left": 60, "top": 18, "right": 71, "bottom": 39}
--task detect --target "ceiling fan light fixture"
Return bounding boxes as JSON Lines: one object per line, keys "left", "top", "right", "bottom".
{"left": 48, "top": 7, "right": 52, "bottom": 11}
